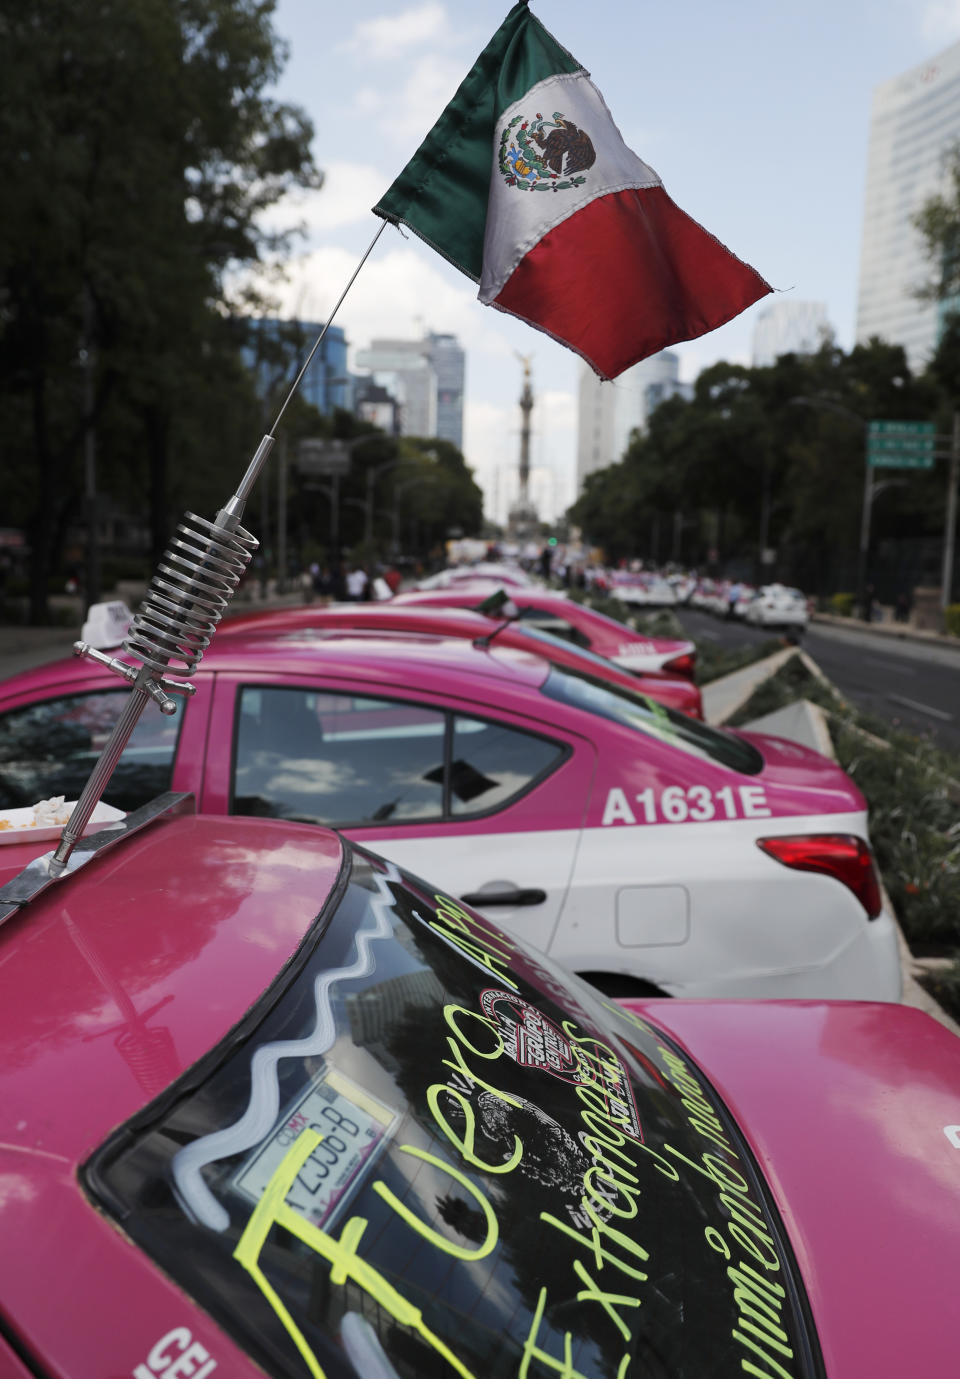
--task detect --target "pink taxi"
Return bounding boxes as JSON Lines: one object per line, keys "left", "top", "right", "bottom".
{"left": 0, "top": 628, "right": 900, "bottom": 1001}
{"left": 220, "top": 601, "right": 704, "bottom": 717}
{"left": 0, "top": 797, "right": 956, "bottom": 1378}
{"left": 391, "top": 583, "right": 698, "bottom": 678}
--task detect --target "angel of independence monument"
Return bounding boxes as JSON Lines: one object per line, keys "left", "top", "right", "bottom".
{"left": 508, "top": 355, "right": 539, "bottom": 539}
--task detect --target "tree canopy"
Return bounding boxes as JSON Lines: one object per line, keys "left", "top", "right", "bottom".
{"left": 0, "top": 0, "right": 321, "bottom": 617}
{"left": 568, "top": 340, "right": 943, "bottom": 595}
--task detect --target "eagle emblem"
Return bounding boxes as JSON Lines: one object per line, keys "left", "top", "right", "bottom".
{"left": 498, "top": 111, "right": 596, "bottom": 192}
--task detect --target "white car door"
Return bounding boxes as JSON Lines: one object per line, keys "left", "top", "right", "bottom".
{"left": 222, "top": 677, "right": 595, "bottom": 957}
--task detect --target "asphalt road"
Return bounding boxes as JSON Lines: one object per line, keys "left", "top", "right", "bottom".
{"left": 676, "top": 608, "right": 960, "bottom": 754}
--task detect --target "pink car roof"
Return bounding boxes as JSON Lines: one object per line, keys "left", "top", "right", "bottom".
{"left": 0, "top": 813, "right": 343, "bottom": 1377}
{"left": 216, "top": 605, "right": 703, "bottom": 710}
{"left": 0, "top": 627, "right": 862, "bottom": 822}
{"left": 205, "top": 627, "right": 551, "bottom": 691}
{"left": 1, "top": 627, "right": 552, "bottom": 702}
{"left": 640, "top": 997, "right": 960, "bottom": 1378}
{"left": 0, "top": 814, "right": 342, "bottom": 1161}
{"left": 392, "top": 585, "right": 692, "bottom": 654}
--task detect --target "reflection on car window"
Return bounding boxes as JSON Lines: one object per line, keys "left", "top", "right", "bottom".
{"left": 448, "top": 714, "right": 564, "bottom": 816}
{"left": 232, "top": 688, "right": 567, "bottom": 826}
{"left": 540, "top": 665, "right": 764, "bottom": 775}
{"left": 0, "top": 690, "right": 183, "bottom": 811}
{"left": 515, "top": 622, "right": 626, "bottom": 674}
{"left": 87, "top": 847, "right": 820, "bottom": 1379}
{"left": 233, "top": 686, "right": 446, "bottom": 825}
{"left": 515, "top": 605, "right": 590, "bottom": 648}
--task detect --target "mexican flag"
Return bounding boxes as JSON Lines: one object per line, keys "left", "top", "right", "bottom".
{"left": 373, "top": 1, "right": 771, "bottom": 380}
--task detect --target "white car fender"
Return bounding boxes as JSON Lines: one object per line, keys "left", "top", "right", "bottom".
{"left": 554, "top": 810, "right": 901, "bottom": 1000}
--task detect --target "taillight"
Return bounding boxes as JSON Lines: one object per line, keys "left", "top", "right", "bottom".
{"left": 661, "top": 651, "right": 696, "bottom": 677}
{"left": 757, "top": 834, "right": 883, "bottom": 919}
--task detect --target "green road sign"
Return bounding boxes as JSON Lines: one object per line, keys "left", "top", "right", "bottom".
{"left": 867, "top": 419, "right": 935, "bottom": 469}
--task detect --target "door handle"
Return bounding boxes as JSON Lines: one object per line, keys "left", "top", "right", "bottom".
{"left": 460, "top": 887, "right": 547, "bottom": 908}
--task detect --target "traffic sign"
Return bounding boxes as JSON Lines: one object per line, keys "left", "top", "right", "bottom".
{"left": 867, "top": 420, "right": 936, "bottom": 469}
{"left": 297, "top": 438, "right": 351, "bottom": 476}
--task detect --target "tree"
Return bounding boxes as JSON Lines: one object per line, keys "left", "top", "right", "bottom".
{"left": 566, "top": 340, "right": 939, "bottom": 592}
{"left": 913, "top": 143, "right": 960, "bottom": 308}
{"left": 0, "top": 0, "right": 321, "bottom": 619}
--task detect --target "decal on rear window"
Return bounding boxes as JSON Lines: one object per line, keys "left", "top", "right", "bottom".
{"left": 86, "top": 848, "right": 821, "bottom": 1379}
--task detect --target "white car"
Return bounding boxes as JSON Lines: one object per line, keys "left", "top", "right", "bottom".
{"left": 746, "top": 584, "right": 810, "bottom": 630}
{"left": 608, "top": 572, "right": 676, "bottom": 607}
{"left": 733, "top": 582, "right": 757, "bottom": 618}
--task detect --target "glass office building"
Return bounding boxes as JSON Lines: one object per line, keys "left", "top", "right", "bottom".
{"left": 855, "top": 41, "right": 960, "bottom": 371}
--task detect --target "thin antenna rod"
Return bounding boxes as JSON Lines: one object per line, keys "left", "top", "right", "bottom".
{"left": 218, "top": 219, "right": 390, "bottom": 529}
{"left": 47, "top": 219, "right": 392, "bottom": 875}
{"left": 270, "top": 219, "right": 387, "bottom": 436}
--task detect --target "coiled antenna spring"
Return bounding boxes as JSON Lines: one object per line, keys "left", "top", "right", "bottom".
{"left": 49, "top": 507, "right": 258, "bottom": 873}
{"left": 124, "top": 512, "right": 258, "bottom": 682}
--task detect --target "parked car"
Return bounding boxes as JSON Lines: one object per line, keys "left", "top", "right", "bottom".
{"left": 0, "top": 794, "right": 955, "bottom": 1378}
{"left": 0, "top": 628, "right": 900, "bottom": 1000}
{"left": 220, "top": 601, "right": 704, "bottom": 717}
{"left": 745, "top": 585, "right": 810, "bottom": 631}
{"left": 733, "top": 582, "right": 758, "bottom": 618}
{"left": 607, "top": 571, "right": 677, "bottom": 607}
{"left": 412, "top": 562, "right": 535, "bottom": 590}
{"left": 392, "top": 585, "right": 697, "bottom": 679}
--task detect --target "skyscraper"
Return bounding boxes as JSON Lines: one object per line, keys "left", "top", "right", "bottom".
{"left": 354, "top": 333, "right": 465, "bottom": 447}
{"left": 855, "top": 41, "right": 960, "bottom": 371}
{"left": 244, "top": 319, "right": 350, "bottom": 414}
{"left": 575, "top": 351, "right": 691, "bottom": 495}
{"left": 427, "top": 333, "right": 466, "bottom": 450}
{"left": 751, "top": 301, "right": 831, "bottom": 367}
{"left": 354, "top": 338, "right": 437, "bottom": 438}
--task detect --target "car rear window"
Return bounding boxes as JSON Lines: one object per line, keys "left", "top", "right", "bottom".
{"left": 85, "top": 846, "right": 820, "bottom": 1379}
{"left": 0, "top": 689, "right": 184, "bottom": 812}
{"left": 514, "top": 621, "right": 633, "bottom": 676}
{"left": 540, "top": 664, "right": 764, "bottom": 774}
{"left": 513, "top": 604, "right": 590, "bottom": 647}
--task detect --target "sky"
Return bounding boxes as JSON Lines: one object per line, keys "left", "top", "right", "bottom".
{"left": 254, "top": 0, "right": 960, "bottom": 524}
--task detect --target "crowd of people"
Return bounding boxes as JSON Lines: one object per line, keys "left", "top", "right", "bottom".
{"left": 300, "top": 560, "right": 404, "bottom": 604}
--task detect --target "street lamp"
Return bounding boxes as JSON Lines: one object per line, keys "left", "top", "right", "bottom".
{"left": 391, "top": 476, "right": 422, "bottom": 555}
{"left": 363, "top": 458, "right": 419, "bottom": 548}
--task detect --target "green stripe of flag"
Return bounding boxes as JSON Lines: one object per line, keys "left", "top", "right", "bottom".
{"left": 373, "top": 1, "right": 580, "bottom": 281}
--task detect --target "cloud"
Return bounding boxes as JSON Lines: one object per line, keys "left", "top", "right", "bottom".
{"left": 340, "top": 3, "right": 452, "bottom": 60}
{"left": 920, "top": 1, "right": 960, "bottom": 40}
{"left": 259, "top": 241, "right": 508, "bottom": 361}
{"left": 352, "top": 53, "right": 470, "bottom": 149}
{"left": 260, "top": 164, "right": 388, "bottom": 237}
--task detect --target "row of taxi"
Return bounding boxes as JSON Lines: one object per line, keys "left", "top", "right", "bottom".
{"left": 0, "top": 575, "right": 897, "bottom": 1000}
{"left": 687, "top": 577, "right": 811, "bottom": 630}
{"left": 0, "top": 562, "right": 957, "bottom": 1379}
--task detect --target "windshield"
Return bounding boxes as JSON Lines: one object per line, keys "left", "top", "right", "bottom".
{"left": 86, "top": 847, "right": 817, "bottom": 1379}
{"left": 540, "top": 664, "right": 764, "bottom": 774}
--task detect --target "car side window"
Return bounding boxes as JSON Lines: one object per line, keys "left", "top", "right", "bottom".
{"left": 448, "top": 714, "right": 565, "bottom": 816}
{"left": 0, "top": 690, "right": 183, "bottom": 811}
{"left": 232, "top": 686, "right": 446, "bottom": 825}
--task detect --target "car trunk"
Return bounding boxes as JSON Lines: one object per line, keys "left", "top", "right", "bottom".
{"left": 630, "top": 998, "right": 960, "bottom": 1378}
